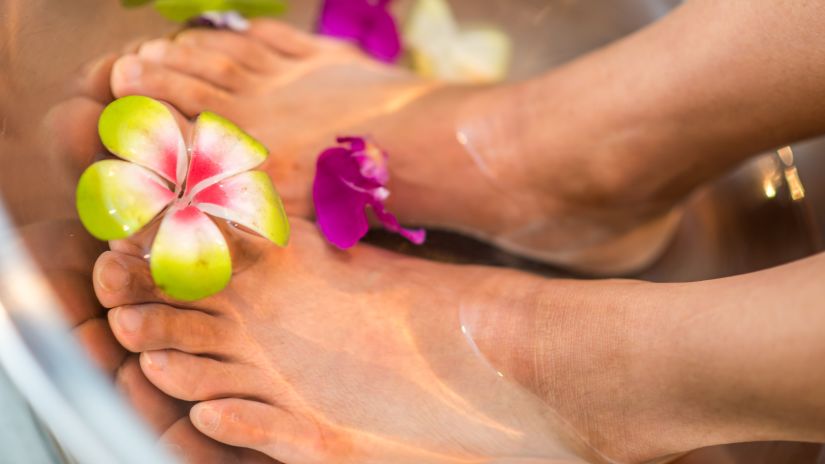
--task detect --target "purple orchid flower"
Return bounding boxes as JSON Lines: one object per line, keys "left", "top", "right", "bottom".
{"left": 318, "top": 0, "right": 402, "bottom": 63}
{"left": 313, "top": 137, "right": 426, "bottom": 249}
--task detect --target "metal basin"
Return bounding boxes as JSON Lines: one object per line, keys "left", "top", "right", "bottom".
{"left": 0, "top": 1, "right": 822, "bottom": 463}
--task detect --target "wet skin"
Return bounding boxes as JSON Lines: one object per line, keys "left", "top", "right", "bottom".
{"left": 108, "top": 20, "right": 680, "bottom": 276}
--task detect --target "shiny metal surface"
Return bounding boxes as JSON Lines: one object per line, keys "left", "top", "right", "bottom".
{"left": 0, "top": 1, "right": 822, "bottom": 463}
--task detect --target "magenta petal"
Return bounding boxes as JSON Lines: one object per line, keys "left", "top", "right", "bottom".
{"left": 370, "top": 200, "right": 426, "bottom": 245}
{"left": 337, "top": 136, "right": 367, "bottom": 152}
{"left": 360, "top": 9, "right": 402, "bottom": 63}
{"left": 313, "top": 147, "right": 372, "bottom": 249}
{"left": 318, "top": 0, "right": 401, "bottom": 63}
{"left": 312, "top": 137, "right": 426, "bottom": 248}
{"left": 318, "top": 0, "right": 368, "bottom": 41}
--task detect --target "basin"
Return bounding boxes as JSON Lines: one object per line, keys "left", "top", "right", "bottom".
{"left": 0, "top": 1, "right": 823, "bottom": 463}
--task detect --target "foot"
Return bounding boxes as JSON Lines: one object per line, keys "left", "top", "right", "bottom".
{"left": 109, "top": 20, "right": 434, "bottom": 218}
{"left": 108, "top": 21, "right": 679, "bottom": 275}
{"left": 93, "top": 216, "right": 712, "bottom": 464}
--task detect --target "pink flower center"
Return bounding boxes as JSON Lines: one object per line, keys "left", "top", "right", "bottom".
{"left": 186, "top": 150, "right": 222, "bottom": 193}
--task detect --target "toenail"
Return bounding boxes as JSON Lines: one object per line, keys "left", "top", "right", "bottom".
{"left": 139, "top": 40, "right": 167, "bottom": 62}
{"left": 195, "top": 406, "right": 220, "bottom": 433}
{"left": 114, "top": 307, "right": 142, "bottom": 334}
{"left": 117, "top": 57, "right": 142, "bottom": 84}
{"left": 98, "top": 258, "right": 131, "bottom": 292}
{"left": 144, "top": 351, "right": 167, "bottom": 370}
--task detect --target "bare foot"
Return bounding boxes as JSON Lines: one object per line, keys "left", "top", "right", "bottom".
{"left": 108, "top": 21, "right": 679, "bottom": 275}
{"left": 109, "top": 21, "right": 434, "bottom": 218}
{"left": 89, "top": 214, "right": 732, "bottom": 464}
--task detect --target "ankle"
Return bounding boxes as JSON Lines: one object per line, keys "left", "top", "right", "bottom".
{"left": 454, "top": 76, "right": 692, "bottom": 220}
{"left": 458, "top": 274, "right": 704, "bottom": 463}
{"left": 370, "top": 85, "right": 534, "bottom": 232}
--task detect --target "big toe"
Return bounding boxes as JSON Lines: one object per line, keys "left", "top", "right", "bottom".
{"left": 138, "top": 38, "right": 258, "bottom": 93}
{"left": 111, "top": 54, "right": 229, "bottom": 117}
{"left": 93, "top": 251, "right": 171, "bottom": 308}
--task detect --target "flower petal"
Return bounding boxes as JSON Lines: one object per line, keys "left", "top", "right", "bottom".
{"left": 446, "top": 27, "right": 512, "bottom": 83}
{"left": 370, "top": 200, "right": 426, "bottom": 245}
{"left": 318, "top": 0, "right": 370, "bottom": 41}
{"left": 150, "top": 205, "right": 232, "bottom": 301}
{"left": 318, "top": 0, "right": 401, "bottom": 62}
{"left": 313, "top": 147, "right": 371, "bottom": 249}
{"left": 194, "top": 171, "right": 290, "bottom": 246}
{"left": 154, "top": 0, "right": 287, "bottom": 23}
{"left": 360, "top": 7, "right": 402, "bottom": 62}
{"left": 98, "top": 96, "right": 187, "bottom": 185}
{"left": 404, "top": 0, "right": 511, "bottom": 83}
{"left": 184, "top": 111, "right": 269, "bottom": 197}
{"left": 404, "top": 0, "right": 456, "bottom": 45}
{"left": 76, "top": 160, "right": 176, "bottom": 241}
{"left": 313, "top": 138, "right": 426, "bottom": 248}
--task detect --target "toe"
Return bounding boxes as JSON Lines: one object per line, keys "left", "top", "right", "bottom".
{"left": 140, "top": 350, "right": 268, "bottom": 402}
{"left": 247, "top": 19, "right": 319, "bottom": 57}
{"left": 111, "top": 54, "right": 229, "bottom": 117}
{"left": 43, "top": 97, "right": 104, "bottom": 174}
{"left": 109, "top": 304, "right": 240, "bottom": 357}
{"left": 138, "top": 39, "right": 257, "bottom": 93}
{"left": 76, "top": 54, "right": 118, "bottom": 103}
{"left": 160, "top": 417, "right": 243, "bottom": 464}
{"left": 44, "top": 269, "right": 100, "bottom": 326}
{"left": 116, "top": 355, "right": 188, "bottom": 434}
{"left": 93, "top": 251, "right": 175, "bottom": 308}
{"left": 73, "top": 318, "right": 127, "bottom": 375}
{"left": 191, "top": 399, "right": 342, "bottom": 463}
{"left": 175, "top": 29, "right": 285, "bottom": 73}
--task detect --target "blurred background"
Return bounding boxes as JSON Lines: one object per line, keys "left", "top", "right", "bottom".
{"left": 1, "top": 0, "right": 824, "bottom": 462}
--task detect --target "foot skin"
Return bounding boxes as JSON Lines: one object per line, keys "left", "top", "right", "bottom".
{"left": 94, "top": 218, "right": 630, "bottom": 464}
{"left": 109, "top": 21, "right": 679, "bottom": 275}
{"left": 110, "top": 20, "right": 436, "bottom": 218}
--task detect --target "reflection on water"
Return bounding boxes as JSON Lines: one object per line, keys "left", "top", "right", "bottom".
{"left": 1, "top": 0, "right": 824, "bottom": 463}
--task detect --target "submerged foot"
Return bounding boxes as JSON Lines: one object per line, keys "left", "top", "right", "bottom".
{"left": 109, "top": 20, "right": 433, "bottom": 218}
{"left": 94, "top": 218, "right": 705, "bottom": 464}
{"left": 94, "top": 219, "right": 598, "bottom": 463}
{"left": 109, "top": 20, "right": 678, "bottom": 275}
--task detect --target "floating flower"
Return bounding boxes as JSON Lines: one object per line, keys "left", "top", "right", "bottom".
{"left": 313, "top": 137, "right": 425, "bottom": 248}
{"left": 318, "top": 0, "right": 402, "bottom": 63}
{"left": 404, "top": 0, "right": 511, "bottom": 83}
{"left": 76, "top": 96, "right": 289, "bottom": 301}
{"left": 122, "top": 0, "right": 287, "bottom": 24}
